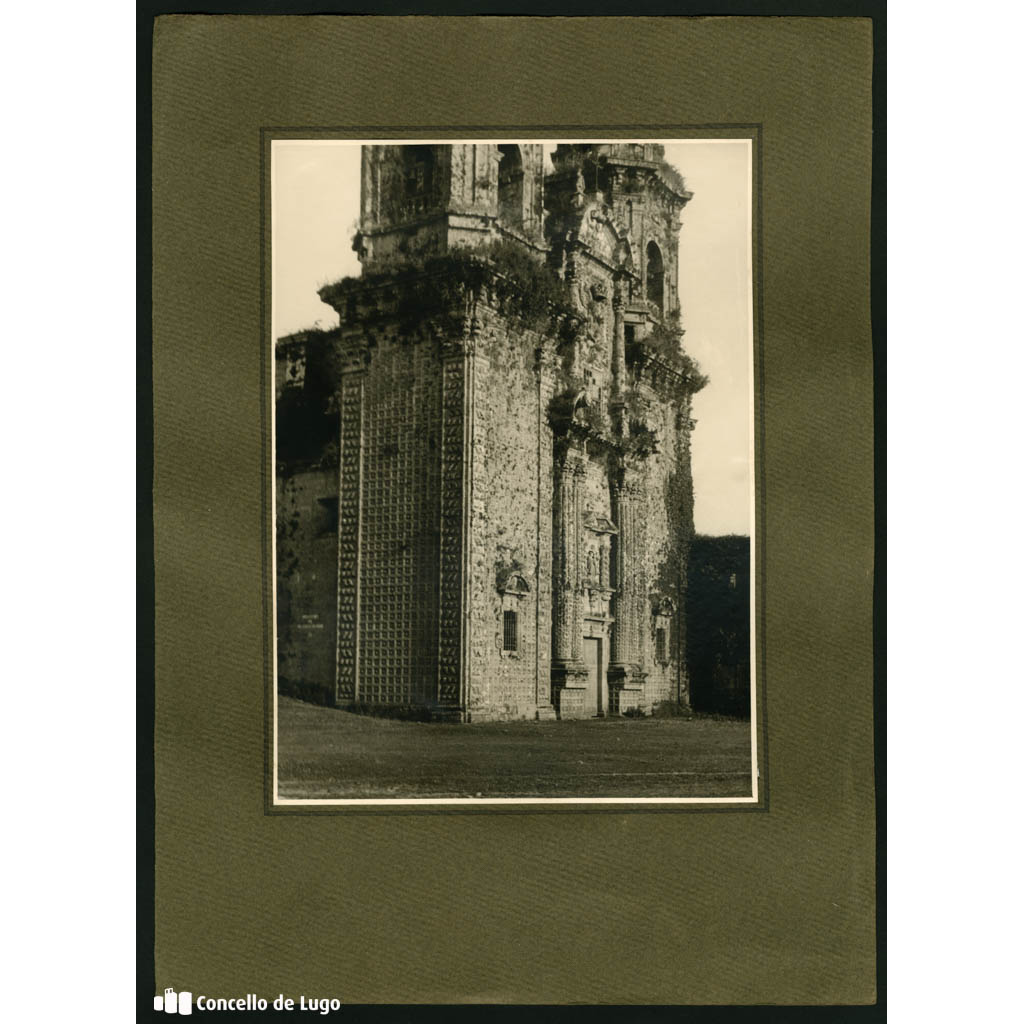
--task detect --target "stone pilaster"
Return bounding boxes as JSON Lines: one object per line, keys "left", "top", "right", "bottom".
{"left": 335, "top": 345, "right": 367, "bottom": 704}
{"left": 534, "top": 347, "right": 558, "bottom": 720}
{"left": 462, "top": 319, "right": 484, "bottom": 716}
{"left": 551, "top": 440, "right": 589, "bottom": 710}
{"left": 437, "top": 330, "right": 470, "bottom": 716}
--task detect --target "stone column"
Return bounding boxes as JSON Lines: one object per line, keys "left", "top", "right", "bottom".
{"left": 552, "top": 442, "right": 584, "bottom": 664}
{"left": 569, "top": 457, "right": 587, "bottom": 665}
{"left": 627, "top": 475, "right": 648, "bottom": 672}
{"left": 608, "top": 468, "right": 648, "bottom": 713}
{"left": 611, "top": 279, "right": 627, "bottom": 398}
{"left": 551, "top": 440, "right": 589, "bottom": 716}
{"left": 609, "top": 475, "right": 632, "bottom": 669}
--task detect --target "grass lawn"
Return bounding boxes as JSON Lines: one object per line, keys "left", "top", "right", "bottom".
{"left": 276, "top": 696, "right": 753, "bottom": 800}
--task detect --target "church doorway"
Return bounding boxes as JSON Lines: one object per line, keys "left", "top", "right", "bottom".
{"left": 583, "top": 637, "right": 605, "bottom": 717}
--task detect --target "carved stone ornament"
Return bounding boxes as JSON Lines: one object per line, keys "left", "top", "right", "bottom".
{"left": 497, "top": 568, "right": 531, "bottom": 597}
{"left": 584, "top": 588, "right": 613, "bottom": 620}
{"left": 571, "top": 170, "right": 586, "bottom": 208}
{"left": 548, "top": 388, "right": 587, "bottom": 435}
{"left": 583, "top": 511, "right": 618, "bottom": 536}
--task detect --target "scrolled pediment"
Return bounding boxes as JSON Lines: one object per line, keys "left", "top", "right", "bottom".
{"left": 583, "top": 512, "right": 618, "bottom": 536}
{"left": 570, "top": 200, "right": 635, "bottom": 276}
{"left": 497, "top": 569, "right": 531, "bottom": 596}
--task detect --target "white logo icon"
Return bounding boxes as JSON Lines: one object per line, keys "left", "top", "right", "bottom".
{"left": 154, "top": 988, "right": 192, "bottom": 1015}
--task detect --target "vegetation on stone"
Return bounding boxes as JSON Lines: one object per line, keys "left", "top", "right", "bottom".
{"left": 628, "top": 309, "right": 708, "bottom": 391}
{"left": 320, "top": 238, "right": 575, "bottom": 336}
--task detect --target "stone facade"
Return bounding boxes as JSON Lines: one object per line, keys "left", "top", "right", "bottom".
{"left": 276, "top": 143, "right": 706, "bottom": 720}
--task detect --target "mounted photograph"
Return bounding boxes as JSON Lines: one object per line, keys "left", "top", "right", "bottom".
{"left": 270, "top": 139, "right": 757, "bottom": 804}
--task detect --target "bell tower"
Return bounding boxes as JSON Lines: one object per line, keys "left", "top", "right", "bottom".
{"left": 353, "top": 143, "right": 546, "bottom": 269}
{"left": 542, "top": 143, "right": 700, "bottom": 716}
{"left": 548, "top": 143, "right": 692, "bottom": 334}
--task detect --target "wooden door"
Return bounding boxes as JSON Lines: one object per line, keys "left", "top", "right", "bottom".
{"left": 583, "top": 637, "right": 602, "bottom": 717}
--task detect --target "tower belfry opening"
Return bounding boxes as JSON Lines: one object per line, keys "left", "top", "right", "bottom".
{"left": 497, "top": 144, "right": 525, "bottom": 230}
{"left": 646, "top": 240, "right": 664, "bottom": 313}
{"left": 402, "top": 145, "right": 435, "bottom": 214}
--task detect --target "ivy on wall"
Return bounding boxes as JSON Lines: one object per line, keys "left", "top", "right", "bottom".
{"left": 321, "top": 239, "right": 576, "bottom": 338}
{"left": 627, "top": 309, "right": 708, "bottom": 392}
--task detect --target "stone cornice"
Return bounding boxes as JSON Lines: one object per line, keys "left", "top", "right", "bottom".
{"left": 319, "top": 252, "right": 571, "bottom": 345}
{"left": 583, "top": 511, "right": 618, "bottom": 536}
{"left": 564, "top": 238, "right": 640, "bottom": 282}
{"left": 636, "top": 353, "right": 701, "bottom": 397}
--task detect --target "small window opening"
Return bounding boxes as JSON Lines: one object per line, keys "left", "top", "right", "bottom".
{"left": 503, "top": 609, "right": 519, "bottom": 652}
{"left": 646, "top": 240, "right": 664, "bottom": 312}
{"left": 655, "top": 627, "right": 667, "bottom": 664}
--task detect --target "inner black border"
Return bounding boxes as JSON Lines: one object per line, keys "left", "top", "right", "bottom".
{"left": 260, "top": 126, "right": 767, "bottom": 815}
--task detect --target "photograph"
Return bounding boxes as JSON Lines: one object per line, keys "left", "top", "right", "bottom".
{"left": 270, "top": 139, "right": 757, "bottom": 805}
{"left": 148, "top": 16, "right": 878, "bottom": 1006}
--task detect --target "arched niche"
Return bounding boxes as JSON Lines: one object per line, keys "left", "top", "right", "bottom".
{"left": 646, "top": 240, "right": 665, "bottom": 312}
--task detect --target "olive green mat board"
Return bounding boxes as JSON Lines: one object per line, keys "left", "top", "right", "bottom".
{"left": 147, "top": 12, "right": 879, "bottom": 1011}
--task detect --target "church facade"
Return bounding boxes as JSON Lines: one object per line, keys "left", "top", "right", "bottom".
{"left": 275, "top": 143, "right": 707, "bottom": 721}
